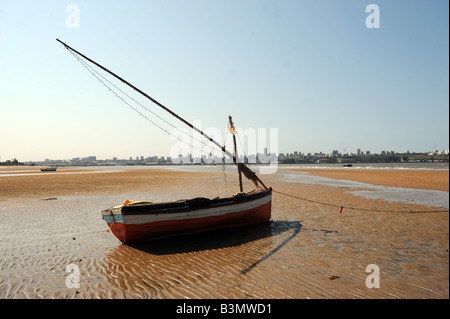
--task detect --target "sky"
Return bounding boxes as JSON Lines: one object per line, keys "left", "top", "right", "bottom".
{"left": 0, "top": 0, "right": 448, "bottom": 162}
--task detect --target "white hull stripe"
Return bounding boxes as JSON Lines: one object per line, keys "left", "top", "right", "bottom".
{"left": 121, "top": 194, "right": 271, "bottom": 225}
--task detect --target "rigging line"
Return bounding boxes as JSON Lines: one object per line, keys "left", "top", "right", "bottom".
{"left": 221, "top": 120, "right": 229, "bottom": 189}
{"left": 272, "top": 189, "right": 450, "bottom": 214}
{"left": 58, "top": 39, "right": 265, "bottom": 189}
{"left": 68, "top": 50, "right": 207, "bottom": 156}
{"left": 67, "top": 49, "right": 212, "bottom": 151}
{"left": 57, "top": 39, "right": 237, "bottom": 165}
{"left": 236, "top": 132, "right": 247, "bottom": 158}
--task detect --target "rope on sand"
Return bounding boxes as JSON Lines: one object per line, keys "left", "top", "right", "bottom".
{"left": 272, "top": 189, "right": 450, "bottom": 214}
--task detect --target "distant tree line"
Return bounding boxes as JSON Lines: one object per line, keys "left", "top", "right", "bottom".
{"left": 0, "top": 158, "right": 24, "bottom": 166}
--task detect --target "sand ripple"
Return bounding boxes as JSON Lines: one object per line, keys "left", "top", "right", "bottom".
{"left": 0, "top": 169, "right": 448, "bottom": 299}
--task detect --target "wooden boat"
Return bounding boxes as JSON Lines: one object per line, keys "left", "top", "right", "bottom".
{"left": 100, "top": 116, "right": 272, "bottom": 244}
{"left": 102, "top": 189, "right": 272, "bottom": 243}
{"left": 57, "top": 39, "right": 272, "bottom": 244}
{"left": 40, "top": 167, "right": 57, "bottom": 171}
{"left": 342, "top": 163, "right": 353, "bottom": 167}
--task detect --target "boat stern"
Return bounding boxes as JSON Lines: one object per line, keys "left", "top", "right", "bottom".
{"left": 102, "top": 207, "right": 127, "bottom": 243}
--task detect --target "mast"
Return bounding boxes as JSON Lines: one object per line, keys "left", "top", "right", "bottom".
{"left": 56, "top": 39, "right": 268, "bottom": 190}
{"left": 228, "top": 116, "right": 243, "bottom": 193}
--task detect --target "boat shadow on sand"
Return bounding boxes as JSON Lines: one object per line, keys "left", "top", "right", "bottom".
{"left": 127, "top": 220, "right": 302, "bottom": 275}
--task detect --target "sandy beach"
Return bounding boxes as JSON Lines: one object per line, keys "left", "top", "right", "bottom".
{"left": 0, "top": 165, "right": 448, "bottom": 299}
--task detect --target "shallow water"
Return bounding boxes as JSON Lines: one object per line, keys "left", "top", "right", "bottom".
{"left": 281, "top": 171, "right": 449, "bottom": 209}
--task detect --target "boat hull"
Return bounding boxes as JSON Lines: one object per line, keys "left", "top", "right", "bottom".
{"left": 102, "top": 189, "right": 272, "bottom": 244}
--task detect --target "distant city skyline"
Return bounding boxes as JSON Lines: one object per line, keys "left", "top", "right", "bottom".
{"left": 2, "top": 140, "right": 449, "bottom": 163}
{"left": 6, "top": 146, "right": 448, "bottom": 165}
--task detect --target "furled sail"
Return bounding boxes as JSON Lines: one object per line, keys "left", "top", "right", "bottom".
{"left": 56, "top": 39, "right": 267, "bottom": 190}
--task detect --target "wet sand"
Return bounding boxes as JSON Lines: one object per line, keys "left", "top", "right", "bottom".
{"left": 0, "top": 166, "right": 448, "bottom": 299}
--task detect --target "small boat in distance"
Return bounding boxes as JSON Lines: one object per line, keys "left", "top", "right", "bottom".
{"left": 57, "top": 39, "right": 272, "bottom": 244}
{"left": 40, "top": 167, "right": 57, "bottom": 172}
{"left": 343, "top": 164, "right": 353, "bottom": 167}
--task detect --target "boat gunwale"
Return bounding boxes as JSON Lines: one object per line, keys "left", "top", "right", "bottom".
{"left": 103, "top": 188, "right": 272, "bottom": 216}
